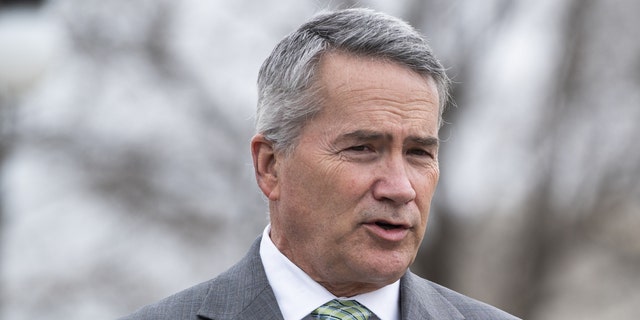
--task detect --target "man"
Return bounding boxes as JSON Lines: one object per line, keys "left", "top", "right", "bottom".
{"left": 122, "top": 8, "right": 519, "bottom": 320}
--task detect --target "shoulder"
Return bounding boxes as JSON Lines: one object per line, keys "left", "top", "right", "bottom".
{"left": 118, "top": 279, "right": 213, "bottom": 320}
{"left": 119, "top": 259, "right": 253, "bottom": 320}
{"left": 427, "top": 280, "right": 520, "bottom": 319}
{"left": 401, "top": 272, "right": 521, "bottom": 320}
{"left": 118, "top": 237, "right": 269, "bottom": 320}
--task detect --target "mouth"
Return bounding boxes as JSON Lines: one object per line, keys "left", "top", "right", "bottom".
{"left": 363, "top": 219, "right": 411, "bottom": 242}
{"left": 374, "top": 221, "right": 408, "bottom": 230}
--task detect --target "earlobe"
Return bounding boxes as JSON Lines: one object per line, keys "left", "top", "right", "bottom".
{"left": 251, "top": 134, "right": 280, "bottom": 200}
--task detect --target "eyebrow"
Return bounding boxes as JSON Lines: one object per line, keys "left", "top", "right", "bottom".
{"left": 338, "top": 130, "right": 386, "bottom": 142}
{"left": 335, "top": 130, "right": 439, "bottom": 147}
{"left": 406, "top": 136, "right": 440, "bottom": 148}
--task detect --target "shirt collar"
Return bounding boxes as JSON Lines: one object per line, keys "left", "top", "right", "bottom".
{"left": 259, "top": 225, "right": 400, "bottom": 320}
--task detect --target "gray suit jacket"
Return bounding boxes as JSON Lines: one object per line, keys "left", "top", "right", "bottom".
{"left": 120, "top": 237, "right": 519, "bottom": 320}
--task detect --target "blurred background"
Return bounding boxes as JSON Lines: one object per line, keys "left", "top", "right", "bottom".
{"left": 1, "top": 0, "right": 639, "bottom": 319}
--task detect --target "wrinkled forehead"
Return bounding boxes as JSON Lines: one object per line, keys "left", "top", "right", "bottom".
{"left": 302, "top": 52, "right": 440, "bottom": 135}
{"left": 316, "top": 52, "right": 439, "bottom": 110}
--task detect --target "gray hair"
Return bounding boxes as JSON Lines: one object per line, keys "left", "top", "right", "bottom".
{"left": 256, "top": 8, "right": 450, "bottom": 154}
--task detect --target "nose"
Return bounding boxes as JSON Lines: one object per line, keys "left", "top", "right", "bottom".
{"left": 372, "top": 155, "right": 416, "bottom": 205}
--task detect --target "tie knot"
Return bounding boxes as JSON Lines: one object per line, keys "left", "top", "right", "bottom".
{"left": 311, "top": 299, "right": 372, "bottom": 320}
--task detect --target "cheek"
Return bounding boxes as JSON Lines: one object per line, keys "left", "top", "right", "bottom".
{"left": 413, "top": 168, "right": 439, "bottom": 213}
{"left": 338, "top": 166, "right": 377, "bottom": 199}
{"left": 305, "top": 164, "right": 373, "bottom": 225}
{"left": 282, "top": 157, "right": 346, "bottom": 213}
{"left": 417, "top": 165, "right": 439, "bottom": 193}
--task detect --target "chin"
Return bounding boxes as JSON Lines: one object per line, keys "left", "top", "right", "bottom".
{"left": 359, "top": 259, "right": 410, "bottom": 284}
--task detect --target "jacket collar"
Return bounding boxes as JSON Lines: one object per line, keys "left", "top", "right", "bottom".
{"left": 196, "top": 237, "right": 284, "bottom": 320}
{"left": 195, "top": 236, "right": 465, "bottom": 320}
{"left": 400, "top": 271, "right": 465, "bottom": 320}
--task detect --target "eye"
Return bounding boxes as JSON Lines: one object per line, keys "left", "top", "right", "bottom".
{"left": 346, "top": 145, "right": 373, "bottom": 152}
{"left": 407, "top": 148, "right": 434, "bottom": 158}
{"left": 339, "top": 144, "right": 377, "bottom": 162}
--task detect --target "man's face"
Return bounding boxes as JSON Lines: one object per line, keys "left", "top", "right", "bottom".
{"left": 255, "top": 52, "right": 440, "bottom": 297}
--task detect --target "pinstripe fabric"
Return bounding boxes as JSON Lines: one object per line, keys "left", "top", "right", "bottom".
{"left": 311, "top": 299, "right": 372, "bottom": 320}
{"left": 120, "top": 237, "right": 521, "bottom": 319}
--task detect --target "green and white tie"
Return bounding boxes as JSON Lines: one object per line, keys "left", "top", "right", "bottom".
{"left": 311, "top": 299, "right": 372, "bottom": 320}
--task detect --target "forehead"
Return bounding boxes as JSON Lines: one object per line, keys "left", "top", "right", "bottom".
{"left": 311, "top": 52, "right": 440, "bottom": 134}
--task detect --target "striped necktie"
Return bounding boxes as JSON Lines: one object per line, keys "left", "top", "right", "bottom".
{"left": 311, "top": 299, "right": 372, "bottom": 320}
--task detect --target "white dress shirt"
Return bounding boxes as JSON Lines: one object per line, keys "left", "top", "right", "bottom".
{"left": 259, "top": 225, "right": 401, "bottom": 320}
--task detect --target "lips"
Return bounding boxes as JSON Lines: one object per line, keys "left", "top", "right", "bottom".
{"left": 375, "top": 221, "right": 406, "bottom": 230}
{"left": 363, "top": 219, "right": 411, "bottom": 242}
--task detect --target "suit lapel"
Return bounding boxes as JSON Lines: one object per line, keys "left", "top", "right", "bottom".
{"left": 400, "top": 271, "right": 465, "bottom": 320}
{"left": 196, "top": 237, "right": 284, "bottom": 320}
{"left": 192, "top": 238, "right": 465, "bottom": 320}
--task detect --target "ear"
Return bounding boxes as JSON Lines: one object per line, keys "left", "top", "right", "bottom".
{"left": 251, "top": 134, "right": 281, "bottom": 201}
